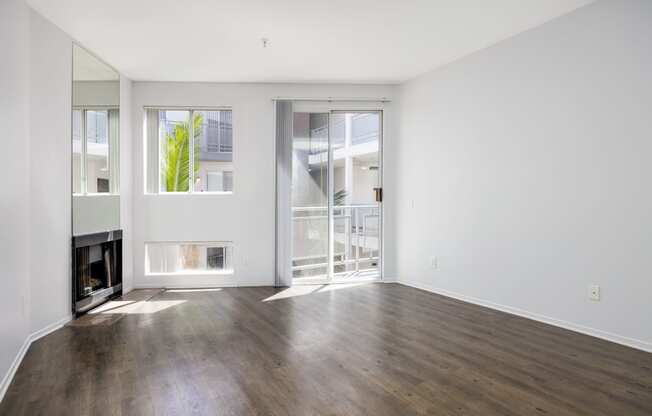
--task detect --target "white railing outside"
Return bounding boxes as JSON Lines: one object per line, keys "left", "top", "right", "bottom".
{"left": 292, "top": 204, "right": 379, "bottom": 278}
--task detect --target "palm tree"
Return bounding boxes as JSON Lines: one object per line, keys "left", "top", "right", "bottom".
{"left": 334, "top": 189, "right": 348, "bottom": 206}
{"left": 161, "top": 113, "right": 203, "bottom": 192}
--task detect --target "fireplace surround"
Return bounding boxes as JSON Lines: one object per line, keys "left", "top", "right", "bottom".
{"left": 72, "top": 230, "right": 122, "bottom": 315}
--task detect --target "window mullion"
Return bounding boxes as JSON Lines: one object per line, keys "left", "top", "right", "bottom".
{"left": 189, "top": 110, "right": 194, "bottom": 193}
{"left": 82, "top": 110, "right": 87, "bottom": 195}
{"left": 107, "top": 110, "right": 112, "bottom": 194}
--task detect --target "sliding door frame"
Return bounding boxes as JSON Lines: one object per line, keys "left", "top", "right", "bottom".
{"left": 291, "top": 102, "right": 385, "bottom": 285}
{"left": 329, "top": 110, "right": 383, "bottom": 284}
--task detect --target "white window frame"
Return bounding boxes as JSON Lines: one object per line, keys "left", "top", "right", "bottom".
{"left": 73, "top": 106, "right": 119, "bottom": 196}
{"left": 153, "top": 107, "right": 233, "bottom": 195}
{"left": 144, "top": 241, "right": 234, "bottom": 276}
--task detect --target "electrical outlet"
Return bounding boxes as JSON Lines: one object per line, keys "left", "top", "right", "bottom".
{"left": 430, "top": 256, "right": 438, "bottom": 269}
{"left": 588, "top": 285, "right": 600, "bottom": 301}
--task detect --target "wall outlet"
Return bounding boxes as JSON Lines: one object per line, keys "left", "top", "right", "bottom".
{"left": 430, "top": 256, "right": 438, "bottom": 269}
{"left": 588, "top": 285, "right": 600, "bottom": 301}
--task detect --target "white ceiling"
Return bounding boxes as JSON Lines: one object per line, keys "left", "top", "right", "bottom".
{"left": 28, "top": 0, "right": 594, "bottom": 83}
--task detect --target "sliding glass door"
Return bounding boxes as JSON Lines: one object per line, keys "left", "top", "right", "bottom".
{"left": 291, "top": 110, "right": 382, "bottom": 284}
{"left": 291, "top": 112, "right": 330, "bottom": 281}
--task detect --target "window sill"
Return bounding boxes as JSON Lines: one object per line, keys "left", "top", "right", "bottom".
{"left": 145, "top": 270, "right": 234, "bottom": 277}
{"left": 144, "top": 192, "right": 233, "bottom": 196}
{"left": 73, "top": 193, "right": 120, "bottom": 197}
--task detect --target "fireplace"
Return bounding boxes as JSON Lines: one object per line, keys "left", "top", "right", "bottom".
{"left": 72, "top": 230, "right": 122, "bottom": 315}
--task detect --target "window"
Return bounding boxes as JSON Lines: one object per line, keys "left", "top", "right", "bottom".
{"left": 145, "top": 242, "right": 233, "bottom": 275}
{"left": 152, "top": 108, "right": 233, "bottom": 194}
{"left": 205, "top": 170, "right": 233, "bottom": 192}
{"left": 207, "top": 247, "right": 226, "bottom": 269}
{"left": 73, "top": 108, "right": 119, "bottom": 194}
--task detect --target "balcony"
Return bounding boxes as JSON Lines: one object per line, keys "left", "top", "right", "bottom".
{"left": 292, "top": 204, "right": 379, "bottom": 280}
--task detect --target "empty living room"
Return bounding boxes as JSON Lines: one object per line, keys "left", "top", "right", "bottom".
{"left": 1, "top": 0, "right": 651, "bottom": 415}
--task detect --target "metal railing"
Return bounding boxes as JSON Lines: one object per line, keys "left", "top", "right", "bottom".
{"left": 204, "top": 143, "right": 232, "bottom": 153}
{"left": 291, "top": 204, "right": 379, "bottom": 278}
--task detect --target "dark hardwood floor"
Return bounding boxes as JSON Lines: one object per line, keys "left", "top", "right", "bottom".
{"left": 1, "top": 283, "right": 651, "bottom": 415}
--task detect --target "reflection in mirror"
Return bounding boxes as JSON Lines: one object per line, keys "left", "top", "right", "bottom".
{"left": 72, "top": 44, "right": 120, "bottom": 236}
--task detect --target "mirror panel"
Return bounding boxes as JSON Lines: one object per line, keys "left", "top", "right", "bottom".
{"left": 72, "top": 44, "right": 120, "bottom": 236}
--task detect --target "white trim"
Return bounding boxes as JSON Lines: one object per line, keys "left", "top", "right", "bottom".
{"left": 28, "top": 316, "right": 71, "bottom": 342}
{"left": 0, "top": 315, "right": 71, "bottom": 404}
{"left": 143, "top": 105, "right": 232, "bottom": 111}
{"left": 134, "top": 283, "right": 238, "bottom": 289}
{"left": 145, "top": 270, "right": 234, "bottom": 277}
{"left": 398, "top": 281, "right": 652, "bottom": 353}
{"left": 133, "top": 281, "right": 268, "bottom": 289}
{"left": 273, "top": 97, "right": 391, "bottom": 103}
{"left": 143, "top": 192, "right": 233, "bottom": 197}
{"left": 236, "top": 282, "right": 274, "bottom": 287}
{"left": 0, "top": 339, "right": 29, "bottom": 405}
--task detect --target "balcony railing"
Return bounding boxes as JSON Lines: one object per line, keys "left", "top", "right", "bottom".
{"left": 203, "top": 143, "right": 232, "bottom": 153}
{"left": 292, "top": 204, "right": 379, "bottom": 279}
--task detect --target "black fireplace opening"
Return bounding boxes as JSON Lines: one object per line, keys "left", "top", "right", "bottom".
{"left": 72, "top": 230, "right": 122, "bottom": 315}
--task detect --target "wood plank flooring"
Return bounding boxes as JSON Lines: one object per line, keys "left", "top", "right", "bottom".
{"left": 1, "top": 283, "right": 651, "bottom": 415}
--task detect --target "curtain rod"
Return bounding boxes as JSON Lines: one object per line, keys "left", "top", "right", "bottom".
{"left": 272, "top": 97, "right": 391, "bottom": 103}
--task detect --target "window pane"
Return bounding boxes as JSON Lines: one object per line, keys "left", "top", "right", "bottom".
{"left": 72, "top": 110, "right": 82, "bottom": 193}
{"left": 86, "top": 110, "right": 110, "bottom": 193}
{"left": 146, "top": 242, "right": 233, "bottom": 274}
{"left": 159, "top": 110, "right": 191, "bottom": 192}
{"left": 194, "top": 110, "right": 233, "bottom": 192}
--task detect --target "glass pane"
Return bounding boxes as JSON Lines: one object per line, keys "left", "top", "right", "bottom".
{"left": 291, "top": 113, "right": 329, "bottom": 280}
{"left": 146, "top": 242, "right": 233, "bottom": 274}
{"left": 72, "top": 110, "right": 82, "bottom": 193}
{"left": 331, "top": 112, "right": 380, "bottom": 278}
{"left": 194, "top": 110, "right": 233, "bottom": 192}
{"left": 159, "top": 110, "right": 191, "bottom": 192}
{"left": 86, "top": 110, "right": 110, "bottom": 193}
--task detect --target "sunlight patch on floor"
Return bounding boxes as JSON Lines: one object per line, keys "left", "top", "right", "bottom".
{"left": 166, "top": 288, "right": 223, "bottom": 293}
{"left": 263, "top": 282, "right": 369, "bottom": 302}
{"left": 88, "top": 299, "right": 186, "bottom": 314}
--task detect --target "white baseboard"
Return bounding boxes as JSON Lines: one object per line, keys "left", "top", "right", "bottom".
{"left": 134, "top": 283, "right": 239, "bottom": 289}
{"left": 134, "top": 282, "right": 272, "bottom": 290}
{"left": 29, "top": 316, "right": 71, "bottom": 342}
{"left": 0, "top": 315, "right": 71, "bottom": 404}
{"left": 237, "top": 282, "right": 274, "bottom": 287}
{"left": 398, "top": 280, "right": 652, "bottom": 354}
{"left": 0, "top": 338, "right": 30, "bottom": 405}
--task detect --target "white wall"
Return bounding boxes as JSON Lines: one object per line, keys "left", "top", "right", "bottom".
{"left": 1, "top": 2, "right": 135, "bottom": 399}
{"left": 391, "top": 0, "right": 652, "bottom": 351}
{"left": 28, "top": 9, "right": 73, "bottom": 333}
{"left": 132, "top": 83, "right": 394, "bottom": 288}
{"left": 0, "top": 0, "right": 31, "bottom": 398}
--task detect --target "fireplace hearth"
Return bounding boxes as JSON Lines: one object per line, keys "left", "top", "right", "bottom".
{"left": 72, "top": 230, "right": 122, "bottom": 315}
